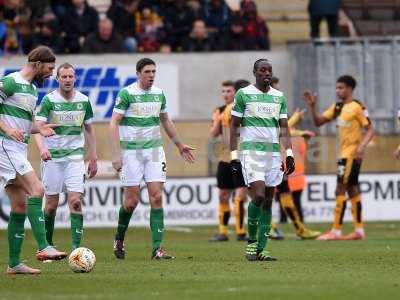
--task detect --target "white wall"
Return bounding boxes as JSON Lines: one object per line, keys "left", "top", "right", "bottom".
{"left": 0, "top": 50, "right": 292, "bottom": 120}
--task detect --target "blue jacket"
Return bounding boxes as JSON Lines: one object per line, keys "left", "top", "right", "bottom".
{"left": 308, "top": 0, "right": 341, "bottom": 16}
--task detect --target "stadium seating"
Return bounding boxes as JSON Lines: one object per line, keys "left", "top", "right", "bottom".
{"left": 342, "top": 0, "right": 400, "bottom": 35}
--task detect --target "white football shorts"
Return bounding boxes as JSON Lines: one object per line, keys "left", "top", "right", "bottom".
{"left": 42, "top": 159, "right": 85, "bottom": 195}
{"left": 120, "top": 147, "right": 166, "bottom": 186}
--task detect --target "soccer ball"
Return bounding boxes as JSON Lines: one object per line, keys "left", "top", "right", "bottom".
{"left": 68, "top": 247, "right": 96, "bottom": 273}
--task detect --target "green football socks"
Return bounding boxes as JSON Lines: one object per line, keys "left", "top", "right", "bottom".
{"left": 71, "top": 213, "right": 83, "bottom": 250}
{"left": 257, "top": 207, "right": 272, "bottom": 252}
{"left": 27, "top": 197, "right": 49, "bottom": 250}
{"left": 247, "top": 201, "right": 261, "bottom": 242}
{"left": 44, "top": 212, "right": 55, "bottom": 246}
{"left": 8, "top": 212, "right": 26, "bottom": 267}
{"left": 115, "top": 206, "right": 133, "bottom": 240}
{"left": 150, "top": 208, "right": 164, "bottom": 252}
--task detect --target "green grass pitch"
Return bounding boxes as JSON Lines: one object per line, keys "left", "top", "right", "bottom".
{"left": 1, "top": 222, "right": 400, "bottom": 300}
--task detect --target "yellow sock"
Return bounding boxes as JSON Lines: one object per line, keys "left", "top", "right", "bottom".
{"left": 351, "top": 194, "right": 363, "bottom": 229}
{"left": 333, "top": 195, "right": 347, "bottom": 230}
{"left": 218, "top": 203, "right": 230, "bottom": 235}
{"left": 234, "top": 197, "right": 246, "bottom": 235}
{"left": 279, "top": 193, "right": 306, "bottom": 234}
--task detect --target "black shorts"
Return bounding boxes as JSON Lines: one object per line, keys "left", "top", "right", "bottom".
{"left": 337, "top": 158, "right": 362, "bottom": 185}
{"left": 216, "top": 161, "right": 246, "bottom": 189}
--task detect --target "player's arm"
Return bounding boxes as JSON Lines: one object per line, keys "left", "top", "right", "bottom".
{"left": 160, "top": 112, "right": 195, "bottom": 163}
{"left": 210, "top": 109, "right": 222, "bottom": 137}
{"left": 0, "top": 77, "right": 24, "bottom": 141}
{"left": 109, "top": 112, "right": 124, "bottom": 171}
{"left": 279, "top": 95, "right": 295, "bottom": 175}
{"left": 394, "top": 144, "right": 400, "bottom": 160}
{"left": 83, "top": 100, "right": 97, "bottom": 178}
{"left": 33, "top": 121, "right": 52, "bottom": 161}
{"left": 302, "top": 90, "right": 331, "bottom": 127}
{"left": 84, "top": 123, "right": 98, "bottom": 178}
{"left": 356, "top": 107, "right": 375, "bottom": 159}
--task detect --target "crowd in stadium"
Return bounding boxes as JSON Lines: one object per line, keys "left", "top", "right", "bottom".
{"left": 0, "top": 0, "right": 271, "bottom": 55}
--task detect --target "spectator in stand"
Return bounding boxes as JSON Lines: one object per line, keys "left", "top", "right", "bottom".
{"left": 308, "top": 0, "right": 341, "bottom": 38}
{"left": 107, "top": 0, "right": 139, "bottom": 53}
{"left": 82, "top": 17, "right": 125, "bottom": 54}
{"left": 187, "top": 0, "right": 204, "bottom": 20}
{"left": 24, "top": 0, "right": 50, "bottom": 20}
{"left": 135, "top": 6, "right": 163, "bottom": 52}
{"left": 183, "top": 19, "right": 214, "bottom": 52}
{"left": 203, "top": 0, "right": 231, "bottom": 34}
{"left": 240, "top": 0, "right": 270, "bottom": 50}
{"left": 32, "top": 13, "right": 63, "bottom": 53}
{"left": 50, "top": 0, "right": 70, "bottom": 18}
{"left": 62, "top": 0, "right": 99, "bottom": 53}
{"left": 163, "top": 0, "right": 194, "bottom": 51}
{"left": 219, "top": 15, "right": 246, "bottom": 51}
{"left": 2, "top": 0, "right": 31, "bottom": 54}
{"left": 17, "top": 14, "right": 34, "bottom": 54}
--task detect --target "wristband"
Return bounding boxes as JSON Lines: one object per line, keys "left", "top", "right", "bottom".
{"left": 286, "top": 149, "right": 294, "bottom": 157}
{"left": 231, "top": 150, "right": 239, "bottom": 160}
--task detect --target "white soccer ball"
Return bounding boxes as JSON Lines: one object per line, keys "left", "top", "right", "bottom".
{"left": 68, "top": 247, "right": 96, "bottom": 273}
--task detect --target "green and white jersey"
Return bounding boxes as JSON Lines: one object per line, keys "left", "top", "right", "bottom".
{"left": 0, "top": 72, "right": 38, "bottom": 146}
{"left": 231, "top": 84, "right": 287, "bottom": 156}
{"left": 35, "top": 90, "right": 94, "bottom": 161}
{"left": 113, "top": 82, "right": 167, "bottom": 152}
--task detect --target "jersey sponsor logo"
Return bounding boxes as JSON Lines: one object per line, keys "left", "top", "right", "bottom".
{"left": 272, "top": 96, "right": 280, "bottom": 103}
{"left": 1, "top": 66, "right": 137, "bottom": 120}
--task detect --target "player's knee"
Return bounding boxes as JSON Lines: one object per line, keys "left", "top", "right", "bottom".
{"left": 149, "top": 191, "right": 163, "bottom": 208}
{"left": 253, "top": 193, "right": 265, "bottom": 207}
{"left": 124, "top": 193, "right": 139, "bottom": 212}
{"left": 70, "top": 198, "right": 82, "bottom": 213}
{"left": 335, "top": 184, "right": 346, "bottom": 196}
{"left": 219, "top": 190, "right": 230, "bottom": 203}
{"left": 30, "top": 184, "right": 44, "bottom": 198}
{"left": 125, "top": 201, "right": 138, "bottom": 213}
{"left": 347, "top": 185, "right": 360, "bottom": 197}
{"left": 14, "top": 202, "right": 26, "bottom": 213}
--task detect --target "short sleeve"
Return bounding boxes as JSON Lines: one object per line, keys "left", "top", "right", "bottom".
{"left": 160, "top": 93, "right": 167, "bottom": 114}
{"left": 279, "top": 96, "right": 288, "bottom": 119}
{"left": 322, "top": 103, "right": 336, "bottom": 120}
{"left": 231, "top": 89, "right": 245, "bottom": 117}
{"left": 355, "top": 104, "right": 370, "bottom": 128}
{"left": 0, "top": 76, "right": 16, "bottom": 103}
{"left": 84, "top": 100, "right": 94, "bottom": 124}
{"left": 35, "top": 96, "right": 52, "bottom": 122}
{"left": 113, "top": 89, "right": 130, "bottom": 115}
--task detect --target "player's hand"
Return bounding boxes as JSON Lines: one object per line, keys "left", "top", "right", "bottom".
{"left": 302, "top": 130, "right": 316, "bottom": 139}
{"left": 302, "top": 90, "right": 317, "bottom": 107}
{"left": 230, "top": 159, "right": 246, "bottom": 186}
{"left": 40, "top": 148, "right": 52, "bottom": 161}
{"left": 355, "top": 145, "right": 366, "bottom": 159}
{"left": 39, "top": 124, "right": 58, "bottom": 137}
{"left": 394, "top": 147, "right": 400, "bottom": 160}
{"left": 178, "top": 144, "right": 195, "bottom": 163}
{"left": 5, "top": 127, "right": 24, "bottom": 142}
{"left": 285, "top": 156, "right": 295, "bottom": 175}
{"left": 112, "top": 158, "right": 122, "bottom": 172}
{"left": 295, "top": 108, "right": 306, "bottom": 120}
{"left": 87, "top": 158, "right": 98, "bottom": 178}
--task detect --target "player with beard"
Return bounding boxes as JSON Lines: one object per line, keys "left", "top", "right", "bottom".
{"left": 0, "top": 46, "right": 68, "bottom": 275}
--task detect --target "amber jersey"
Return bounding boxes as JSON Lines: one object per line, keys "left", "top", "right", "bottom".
{"left": 322, "top": 100, "right": 370, "bottom": 159}
{"left": 211, "top": 103, "right": 233, "bottom": 162}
